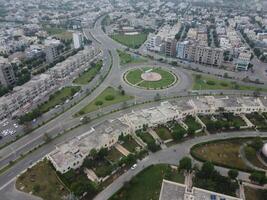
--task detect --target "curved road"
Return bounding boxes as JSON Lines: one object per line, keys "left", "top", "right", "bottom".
{"left": 0, "top": 14, "right": 266, "bottom": 200}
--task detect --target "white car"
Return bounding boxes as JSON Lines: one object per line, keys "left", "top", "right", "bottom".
{"left": 131, "top": 164, "right": 137, "bottom": 170}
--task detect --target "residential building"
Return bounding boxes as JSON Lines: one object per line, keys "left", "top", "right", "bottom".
{"left": 165, "top": 38, "right": 177, "bottom": 57}
{"left": 0, "top": 57, "right": 16, "bottom": 87}
{"left": 159, "top": 180, "right": 242, "bottom": 200}
{"left": 44, "top": 38, "right": 61, "bottom": 63}
{"left": 176, "top": 41, "right": 189, "bottom": 59}
{"left": 177, "top": 41, "right": 224, "bottom": 66}
{"left": 235, "top": 51, "right": 251, "bottom": 71}
{"left": 49, "top": 46, "right": 100, "bottom": 81}
{"left": 0, "top": 73, "right": 55, "bottom": 119}
{"left": 73, "top": 32, "right": 84, "bottom": 49}
{"left": 47, "top": 95, "right": 267, "bottom": 173}
{"left": 47, "top": 119, "right": 131, "bottom": 173}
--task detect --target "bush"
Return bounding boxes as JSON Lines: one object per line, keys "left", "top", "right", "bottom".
{"left": 105, "top": 95, "right": 115, "bottom": 101}
{"left": 147, "top": 142, "right": 161, "bottom": 152}
{"left": 220, "top": 82, "right": 228, "bottom": 87}
{"left": 95, "top": 100, "right": 103, "bottom": 106}
{"left": 206, "top": 80, "right": 216, "bottom": 85}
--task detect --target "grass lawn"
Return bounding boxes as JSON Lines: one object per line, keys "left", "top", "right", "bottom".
{"left": 221, "top": 113, "right": 247, "bottom": 127}
{"left": 246, "top": 113, "right": 267, "bottom": 128}
{"left": 93, "top": 159, "right": 114, "bottom": 178}
{"left": 106, "top": 147, "right": 124, "bottom": 163}
{"left": 191, "top": 139, "right": 251, "bottom": 171}
{"left": 111, "top": 33, "right": 148, "bottom": 49}
{"left": 16, "top": 159, "right": 69, "bottom": 200}
{"left": 168, "top": 121, "right": 187, "bottom": 133}
{"left": 39, "top": 86, "right": 81, "bottom": 113}
{"left": 117, "top": 50, "right": 147, "bottom": 65}
{"left": 244, "top": 146, "right": 267, "bottom": 170}
{"left": 244, "top": 186, "right": 267, "bottom": 200}
{"left": 125, "top": 67, "right": 176, "bottom": 89}
{"left": 110, "top": 164, "right": 184, "bottom": 200}
{"left": 77, "top": 87, "right": 133, "bottom": 115}
{"left": 125, "top": 68, "right": 143, "bottom": 85}
{"left": 137, "top": 131, "right": 155, "bottom": 144}
{"left": 73, "top": 60, "right": 102, "bottom": 85}
{"left": 184, "top": 116, "right": 202, "bottom": 132}
{"left": 154, "top": 126, "right": 173, "bottom": 141}
{"left": 192, "top": 74, "right": 267, "bottom": 91}
{"left": 44, "top": 26, "right": 72, "bottom": 40}
{"left": 121, "top": 135, "right": 140, "bottom": 153}
{"left": 198, "top": 115, "right": 214, "bottom": 124}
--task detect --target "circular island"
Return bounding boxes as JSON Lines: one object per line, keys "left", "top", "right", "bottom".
{"left": 124, "top": 67, "right": 177, "bottom": 90}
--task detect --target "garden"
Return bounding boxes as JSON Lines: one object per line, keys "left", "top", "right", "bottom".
{"left": 77, "top": 87, "right": 133, "bottom": 115}
{"left": 109, "top": 164, "right": 184, "bottom": 200}
{"left": 124, "top": 67, "right": 177, "bottom": 90}
{"left": 191, "top": 138, "right": 252, "bottom": 171}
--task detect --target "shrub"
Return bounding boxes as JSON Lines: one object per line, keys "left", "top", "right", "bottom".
{"left": 105, "top": 95, "right": 115, "bottom": 101}
{"left": 206, "top": 80, "right": 216, "bottom": 85}
{"left": 95, "top": 100, "right": 103, "bottom": 106}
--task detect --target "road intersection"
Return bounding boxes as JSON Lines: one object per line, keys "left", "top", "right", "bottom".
{"left": 0, "top": 14, "right": 267, "bottom": 200}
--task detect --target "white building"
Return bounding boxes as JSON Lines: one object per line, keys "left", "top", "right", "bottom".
{"left": 159, "top": 180, "right": 242, "bottom": 200}
{"left": 73, "top": 32, "right": 84, "bottom": 49}
{"left": 235, "top": 51, "right": 251, "bottom": 71}
{"left": 47, "top": 95, "right": 267, "bottom": 173}
{"left": 47, "top": 119, "right": 131, "bottom": 173}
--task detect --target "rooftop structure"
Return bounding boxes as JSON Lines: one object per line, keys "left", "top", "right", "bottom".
{"left": 48, "top": 96, "right": 267, "bottom": 173}
{"left": 159, "top": 180, "right": 242, "bottom": 200}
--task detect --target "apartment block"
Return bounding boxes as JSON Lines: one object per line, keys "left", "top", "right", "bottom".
{"left": 0, "top": 57, "right": 16, "bottom": 87}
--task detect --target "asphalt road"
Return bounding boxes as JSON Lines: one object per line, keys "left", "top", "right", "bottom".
{"left": 0, "top": 14, "right": 266, "bottom": 200}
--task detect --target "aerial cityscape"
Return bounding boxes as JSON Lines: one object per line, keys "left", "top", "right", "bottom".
{"left": 0, "top": 0, "right": 267, "bottom": 199}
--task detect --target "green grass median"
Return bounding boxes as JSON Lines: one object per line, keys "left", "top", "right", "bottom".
{"left": 77, "top": 87, "right": 133, "bottom": 115}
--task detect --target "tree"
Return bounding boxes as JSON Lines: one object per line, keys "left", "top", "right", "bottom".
{"left": 228, "top": 169, "right": 238, "bottom": 180}
{"left": 172, "top": 130, "right": 185, "bottom": 141}
{"left": 250, "top": 137, "right": 263, "bottom": 151}
{"left": 249, "top": 171, "right": 266, "bottom": 185}
{"left": 147, "top": 142, "right": 161, "bottom": 152}
{"left": 90, "top": 148, "right": 98, "bottom": 160}
{"left": 201, "top": 161, "right": 214, "bottom": 178}
{"left": 179, "top": 157, "right": 192, "bottom": 172}
{"left": 70, "top": 179, "right": 96, "bottom": 197}
{"left": 98, "top": 147, "right": 108, "bottom": 159}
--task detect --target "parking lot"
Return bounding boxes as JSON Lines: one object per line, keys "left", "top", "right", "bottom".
{"left": 0, "top": 119, "right": 23, "bottom": 146}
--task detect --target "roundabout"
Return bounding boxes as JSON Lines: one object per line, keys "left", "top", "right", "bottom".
{"left": 123, "top": 67, "right": 178, "bottom": 90}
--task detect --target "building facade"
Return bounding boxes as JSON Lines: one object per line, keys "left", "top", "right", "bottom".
{"left": 0, "top": 57, "right": 16, "bottom": 87}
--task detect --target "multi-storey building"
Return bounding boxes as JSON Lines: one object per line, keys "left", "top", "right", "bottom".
{"left": 49, "top": 46, "right": 100, "bottom": 81}
{"left": 0, "top": 57, "right": 16, "bottom": 87}
{"left": 44, "top": 38, "right": 61, "bottom": 63}
{"left": 165, "top": 38, "right": 177, "bottom": 57}
{"left": 0, "top": 73, "right": 55, "bottom": 119}
{"left": 235, "top": 50, "right": 251, "bottom": 70}
{"left": 73, "top": 32, "right": 84, "bottom": 49}
{"left": 177, "top": 41, "right": 224, "bottom": 66}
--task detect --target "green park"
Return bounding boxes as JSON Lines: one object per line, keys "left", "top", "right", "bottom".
{"left": 124, "top": 67, "right": 177, "bottom": 90}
